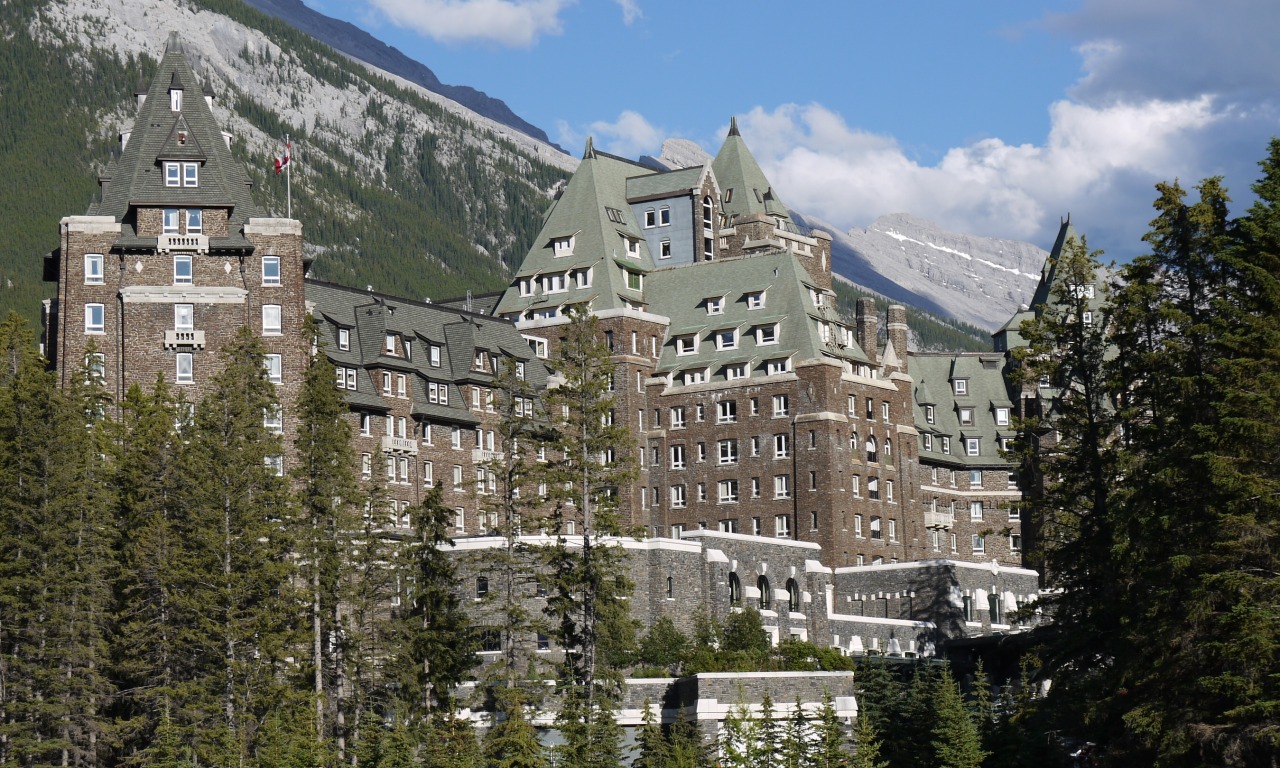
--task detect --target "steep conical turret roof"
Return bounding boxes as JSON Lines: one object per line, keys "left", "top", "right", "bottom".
{"left": 712, "top": 117, "right": 790, "bottom": 221}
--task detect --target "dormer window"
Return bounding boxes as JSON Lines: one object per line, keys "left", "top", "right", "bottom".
{"left": 706, "top": 296, "right": 724, "bottom": 315}
{"left": 953, "top": 379, "right": 968, "bottom": 396}
{"left": 626, "top": 238, "right": 640, "bottom": 257}
{"left": 183, "top": 163, "right": 198, "bottom": 187}
{"left": 164, "top": 162, "right": 199, "bottom": 188}
{"left": 675, "top": 335, "right": 697, "bottom": 355}
{"left": 553, "top": 236, "right": 574, "bottom": 256}
{"left": 170, "top": 88, "right": 182, "bottom": 112}
{"left": 747, "top": 290, "right": 766, "bottom": 309}
{"left": 165, "top": 163, "right": 181, "bottom": 187}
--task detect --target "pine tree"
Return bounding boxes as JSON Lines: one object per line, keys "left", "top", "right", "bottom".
{"left": 780, "top": 697, "right": 813, "bottom": 768}
{"left": 718, "top": 702, "right": 757, "bottom": 768}
{"left": 538, "top": 308, "right": 634, "bottom": 757}
{"left": 420, "top": 713, "right": 483, "bottom": 768}
{"left": 391, "top": 484, "right": 477, "bottom": 718}
{"left": 667, "top": 709, "right": 711, "bottom": 768}
{"left": 812, "top": 692, "right": 851, "bottom": 768}
{"left": 753, "top": 693, "right": 780, "bottom": 768}
{"left": 483, "top": 689, "right": 548, "bottom": 768}
{"left": 930, "top": 668, "right": 987, "bottom": 768}
{"left": 632, "top": 699, "right": 671, "bottom": 768}
{"left": 847, "top": 715, "right": 885, "bottom": 768}
{"left": 181, "top": 327, "right": 300, "bottom": 764}
{"left": 291, "top": 317, "right": 359, "bottom": 750}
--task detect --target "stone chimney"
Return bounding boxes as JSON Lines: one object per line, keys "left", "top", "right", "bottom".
{"left": 855, "top": 298, "right": 878, "bottom": 365}
{"left": 887, "top": 305, "right": 909, "bottom": 373}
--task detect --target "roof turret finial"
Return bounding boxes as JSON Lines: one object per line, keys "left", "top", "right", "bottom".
{"left": 165, "top": 31, "right": 184, "bottom": 55}
{"left": 728, "top": 116, "right": 740, "bottom": 137}
{"left": 583, "top": 136, "right": 596, "bottom": 160}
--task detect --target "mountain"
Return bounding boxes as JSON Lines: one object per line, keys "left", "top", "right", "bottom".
{"left": 0, "top": 0, "right": 575, "bottom": 325}
{"left": 814, "top": 213, "right": 1048, "bottom": 331}
{"left": 240, "top": 0, "right": 562, "bottom": 150}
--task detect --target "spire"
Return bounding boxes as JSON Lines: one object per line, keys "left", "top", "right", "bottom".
{"left": 582, "top": 136, "right": 596, "bottom": 160}
{"left": 164, "top": 31, "right": 184, "bottom": 55}
{"left": 202, "top": 75, "right": 215, "bottom": 98}
{"left": 728, "top": 116, "right": 740, "bottom": 137}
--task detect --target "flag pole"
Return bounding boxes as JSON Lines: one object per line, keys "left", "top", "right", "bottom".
{"left": 285, "top": 133, "right": 292, "bottom": 220}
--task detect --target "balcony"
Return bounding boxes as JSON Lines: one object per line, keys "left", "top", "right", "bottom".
{"left": 924, "top": 509, "right": 955, "bottom": 530}
{"left": 382, "top": 435, "right": 418, "bottom": 455}
{"left": 472, "top": 449, "right": 505, "bottom": 463}
{"left": 163, "top": 329, "right": 206, "bottom": 349}
{"left": 157, "top": 233, "right": 209, "bottom": 254}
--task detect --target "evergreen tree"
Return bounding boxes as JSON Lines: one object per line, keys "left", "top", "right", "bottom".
{"left": 847, "top": 715, "right": 885, "bottom": 768}
{"left": 632, "top": 699, "right": 671, "bottom": 768}
{"left": 181, "top": 327, "right": 300, "bottom": 765}
{"left": 391, "top": 484, "right": 477, "bottom": 718}
{"left": 635, "top": 617, "right": 691, "bottom": 675}
{"left": 753, "top": 693, "right": 781, "bottom": 768}
{"left": 291, "top": 317, "right": 360, "bottom": 749}
{"left": 812, "top": 692, "right": 851, "bottom": 768}
{"left": 780, "top": 698, "right": 813, "bottom": 768}
{"left": 483, "top": 689, "right": 548, "bottom": 768}
{"left": 420, "top": 713, "right": 483, "bottom": 768}
{"left": 930, "top": 668, "right": 987, "bottom": 768}
{"left": 667, "top": 709, "right": 712, "bottom": 768}
{"left": 717, "top": 702, "right": 757, "bottom": 768}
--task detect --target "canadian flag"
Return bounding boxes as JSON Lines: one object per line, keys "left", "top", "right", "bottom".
{"left": 274, "top": 141, "right": 291, "bottom": 174}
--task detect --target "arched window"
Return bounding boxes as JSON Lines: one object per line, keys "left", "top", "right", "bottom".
{"left": 850, "top": 430, "right": 858, "bottom": 452}
{"left": 786, "top": 578, "right": 801, "bottom": 612}
{"left": 702, "top": 195, "right": 713, "bottom": 226}
{"left": 884, "top": 438, "right": 892, "bottom": 459}
{"left": 666, "top": 576, "right": 675, "bottom": 599}
{"left": 865, "top": 436, "right": 877, "bottom": 463}
{"left": 757, "top": 575, "right": 771, "bottom": 610}
{"left": 729, "top": 573, "right": 741, "bottom": 606}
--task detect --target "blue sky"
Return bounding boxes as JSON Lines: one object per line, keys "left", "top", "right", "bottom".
{"left": 302, "top": 0, "right": 1280, "bottom": 259}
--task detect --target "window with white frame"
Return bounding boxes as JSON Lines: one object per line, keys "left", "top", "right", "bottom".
{"left": 183, "top": 162, "right": 198, "bottom": 187}
{"left": 174, "top": 303, "right": 194, "bottom": 331}
{"left": 186, "top": 209, "right": 202, "bottom": 234}
{"left": 84, "top": 253, "right": 104, "bottom": 284}
{"left": 717, "top": 400, "right": 736, "bottom": 423}
{"left": 966, "top": 437, "right": 981, "bottom": 456}
{"left": 670, "top": 444, "right": 686, "bottom": 469}
{"left": 718, "top": 439, "right": 738, "bottom": 465}
{"left": 175, "top": 352, "right": 193, "bottom": 383}
{"left": 660, "top": 239, "right": 672, "bottom": 258}
{"left": 766, "top": 357, "right": 791, "bottom": 375}
{"left": 970, "top": 501, "right": 984, "bottom": 521}
{"left": 361, "top": 453, "right": 372, "bottom": 478}
{"left": 941, "top": 436, "right": 951, "bottom": 454}
{"left": 659, "top": 206, "right": 670, "bottom": 225}
{"left": 706, "top": 296, "right": 724, "bottom": 314}
{"left": 675, "top": 335, "right": 698, "bottom": 355}
{"left": 715, "top": 328, "right": 737, "bottom": 350}
{"left": 85, "top": 353, "right": 105, "bottom": 382}
{"left": 772, "top": 394, "right": 789, "bottom": 417}
{"left": 718, "top": 479, "right": 739, "bottom": 503}
{"left": 338, "top": 328, "right": 350, "bottom": 350}
{"left": 552, "top": 236, "right": 574, "bottom": 256}
{"left": 173, "top": 254, "right": 193, "bottom": 285}
{"left": 263, "top": 404, "right": 283, "bottom": 434}
{"left": 265, "top": 455, "right": 283, "bottom": 476}
{"left": 683, "top": 369, "right": 707, "bottom": 386}
{"left": 774, "top": 433, "right": 790, "bottom": 459}
{"left": 886, "top": 480, "right": 894, "bottom": 501}
{"left": 868, "top": 477, "right": 880, "bottom": 500}
{"left": 724, "top": 363, "right": 747, "bottom": 380}
{"left": 854, "top": 513, "right": 863, "bottom": 537}
{"left": 750, "top": 436, "right": 761, "bottom": 457}
{"left": 85, "top": 304, "right": 105, "bottom": 334}
{"left": 756, "top": 323, "right": 779, "bottom": 345}
{"left": 888, "top": 518, "right": 897, "bottom": 542}
{"left": 922, "top": 433, "right": 933, "bottom": 451}
{"left": 972, "top": 534, "right": 986, "bottom": 554}
{"left": 670, "top": 484, "right": 686, "bottom": 508}
{"left": 450, "top": 427, "right": 462, "bottom": 449}
{"left": 264, "top": 354, "right": 282, "bottom": 384}
{"left": 775, "top": 514, "right": 790, "bottom": 538}
{"left": 573, "top": 267, "right": 592, "bottom": 289}
{"left": 644, "top": 208, "right": 656, "bottom": 227}
{"left": 959, "top": 407, "right": 974, "bottom": 425}
{"left": 165, "top": 162, "right": 181, "bottom": 187}
{"left": 163, "top": 208, "right": 180, "bottom": 234}
{"left": 262, "top": 305, "right": 282, "bottom": 335}
{"left": 953, "top": 378, "right": 968, "bottom": 395}
{"left": 747, "top": 290, "right": 765, "bottom": 309}
{"left": 670, "top": 406, "right": 685, "bottom": 428}
{"left": 851, "top": 475, "right": 861, "bottom": 498}
{"left": 774, "top": 474, "right": 790, "bottom": 499}
{"left": 1010, "top": 533, "right": 1022, "bottom": 552}
{"left": 925, "top": 404, "right": 935, "bottom": 423}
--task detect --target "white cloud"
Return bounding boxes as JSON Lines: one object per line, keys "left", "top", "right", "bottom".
{"left": 735, "top": 97, "right": 1230, "bottom": 255}
{"left": 587, "top": 110, "right": 663, "bottom": 158}
{"left": 615, "top": 0, "right": 641, "bottom": 25}
{"left": 366, "top": 0, "right": 573, "bottom": 47}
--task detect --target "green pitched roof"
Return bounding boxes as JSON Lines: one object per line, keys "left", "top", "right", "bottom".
{"left": 712, "top": 117, "right": 790, "bottom": 222}
{"left": 90, "top": 33, "right": 263, "bottom": 247}
{"left": 648, "top": 251, "right": 869, "bottom": 382}
{"left": 625, "top": 166, "right": 706, "bottom": 201}
{"left": 496, "top": 141, "right": 657, "bottom": 316}
{"left": 911, "top": 353, "right": 1015, "bottom": 467}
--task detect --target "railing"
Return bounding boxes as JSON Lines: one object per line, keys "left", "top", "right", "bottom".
{"left": 163, "top": 329, "right": 206, "bottom": 349}
{"left": 157, "top": 234, "right": 209, "bottom": 254}
{"left": 924, "top": 510, "right": 955, "bottom": 530}
{"left": 472, "top": 449, "right": 504, "bottom": 463}
{"left": 382, "top": 435, "right": 418, "bottom": 455}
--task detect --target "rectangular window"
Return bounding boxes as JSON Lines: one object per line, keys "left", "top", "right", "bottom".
{"left": 959, "top": 407, "right": 974, "bottom": 425}
{"left": 766, "top": 357, "right": 791, "bottom": 375}
{"left": 970, "top": 501, "right": 984, "bottom": 520}
{"left": 995, "top": 407, "right": 1010, "bottom": 426}
{"left": 396, "top": 374, "right": 406, "bottom": 398}
{"left": 670, "top": 445, "right": 686, "bottom": 469}
{"left": 717, "top": 400, "right": 737, "bottom": 423}
{"left": 970, "top": 469, "right": 983, "bottom": 487}
{"left": 263, "top": 404, "right": 283, "bottom": 434}
{"left": 165, "top": 162, "right": 181, "bottom": 187}
{"left": 706, "top": 296, "right": 724, "bottom": 315}
{"left": 925, "top": 405, "right": 935, "bottom": 423}
{"left": 175, "top": 352, "right": 193, "bottom": 383}
{"left": 716, "top": 329, "right": 737, "bottom": 350}
{"left": 186, "top": 208, "right": 202, "bottom": 234}
{"left": 888, "top": 518, "right": 897, "bottom": 542}
{"left": 972, "top": 534, "right": 986, "bottom": 554}
{"left": 675, "top": 335, "right": 697, "bottom": 355}
{"left": 85, "top": 353, "right": 105, "bottom": 382}
{"left": 718, "top": 480, "right": 739, "bottom": 503}
{"left": 882, "top": 401, "right": 891, "bottom": 422}
{"left": 173, "top": 254, "right": 193, "bottom": 285}
{"left": 183, "top": 162, "right": 198, "bottom": 187}
{"left": 757, "top": 323, "right": 778, "bottom": 345}
{"left": 452, "top": 465, "right": 464, "bottom": 489}
{"left": 953, "top": 379, "right": 968, "bottom": 395}
{"left": 163, "top": 208, "right": 180, "bottom": 234}
{"left": 774, "top": 475, "right": 790, "bottom": 499}
{"left": 725, "top": 363, "right": 748, "bottom": 380}
{"left": 174, "top": 303, "right": 194, "bottom": 331}
{"left": 747, "top": 291, "right": 765, "bottom": 309}
{"left": 262, "top": 255, "right": 281, "bottom": 286}
{"left": 660, "top": 207, "right": 670, "bottom": 225}
{"left": 361, "top": 453, "right": 371, "bottom": 478}
{"left": 941, "top": 436, "right": 951, "bottom": 454}
{"left": 1010, "top": 534, "right": 1022, "bottom": 552}
{"left": 854, "top": 514, "right": 863, "bottom": 537}
{"left": 870, "top": 516, "right": 882, "bottom": 540}
{"left": 922, "top": 433, "right": 933, "bottom": 451}
{"left": 84, "top": 253, "right": 104, "bottom": 284}
{"left": 262, "top": 304, "right": 282, "bottom": 335}
{"left": 966, "top": 437, "right": 981, "bottom": 456}
{"left": 345, "top": 368, "right": 357, "bottom": 390}
{"left": 85, "top": 303, "right": 105, "bottom": 334}
{"left": 659, "top": 240, "right": 672, "bottom": 258}
{"left": 670, "top": 484, "right": 686, "bottom": 508}
{"left": 772, "top": 395, "right": 789, "bottom": 417}
{"left": 774, "top": 433, "right": 790, "bottom": 459}
{"left": 718, "top": 439, "right": 738, "bottom": 465}
{"left": 775, "top": 515, "right": 791, "bottom": 539}
{"left": 670, "top": 407, "right": 685, "bottom": 428}
{"left": 264, "top": 354, "right": 282, "bottom": 384}
{"left": 338, "top": 328, "right": 350, "bottom": 350}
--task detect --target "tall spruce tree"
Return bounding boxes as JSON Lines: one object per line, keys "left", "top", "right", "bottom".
{"left": 483, "top": 689, "right": 548, "bottom": 768}
{"left": 930, "top": 668, "right": 987, "bottom": 768}
{"left": 181, "top": 327, "right": 300, "bottom": 765}
{"left": 291, "top": 317, "right": 360, "bottom": 749}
